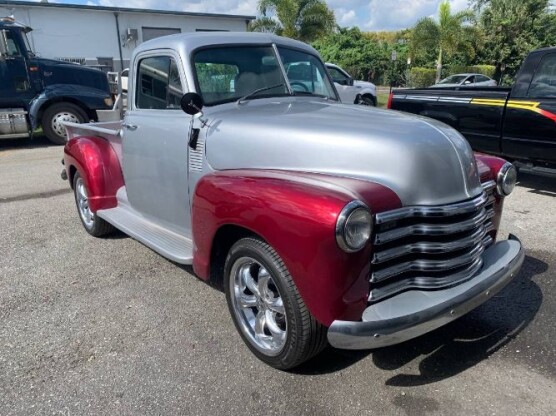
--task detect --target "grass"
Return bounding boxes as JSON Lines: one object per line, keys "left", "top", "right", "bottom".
{"left": 377, "top": 92, "right": 390, "bottom": 108}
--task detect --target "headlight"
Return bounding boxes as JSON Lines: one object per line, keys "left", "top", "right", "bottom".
{"left": 336, "top": 201, "right": 372, "bottom": 253}
{"left": 497, "top": 162, "right": 517, "bottom": 196}
{"left": 104, "top": 97, "right": 114, "bottom": 107}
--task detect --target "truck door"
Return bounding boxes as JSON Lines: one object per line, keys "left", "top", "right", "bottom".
{"left": 122, "top": 52, "right": 193, "bottom": 235}
{"left": 502, "top": 53, "right": 556, "bottom": 163}
{"left": 0, "top": 29, "right": 33, "bottom": 107}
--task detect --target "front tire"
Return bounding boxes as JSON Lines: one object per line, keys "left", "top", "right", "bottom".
{"left": 359, "top": 94, "right": 376, "bottom": 106}
{"left": 42, "top": 102, "right": 88, "bottom": 145}
{"left": 73, "top": 172, "right": 115, "bottom": 237}
{"left": 224, "top": 237, "right": 327, "bottom": 370}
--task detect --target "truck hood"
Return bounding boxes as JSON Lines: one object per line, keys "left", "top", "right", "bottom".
{"left": 204, "top": 98, "right": 482, "bottom": 206}
{"left": 36, "top": 58, "right": 110, "bottom": 93}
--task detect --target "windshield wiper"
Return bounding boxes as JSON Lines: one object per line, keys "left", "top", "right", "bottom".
{"left": 237, "top": 83, "right": 286, "bottom": 104}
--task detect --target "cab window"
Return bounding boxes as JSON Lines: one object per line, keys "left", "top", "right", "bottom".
{"left": 136, "top": 56, "right": 184, "bottom": 110}
{"left": 4, "top": 30, "right": 22, "bottom": 57}
{"left": 528, "top": 54, "right": 556, "bottom": 98}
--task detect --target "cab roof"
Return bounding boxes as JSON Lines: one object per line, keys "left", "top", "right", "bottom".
{"left": 135, "top": 32, "right": 318, "bottom": 57}
{"left": 0, "top": 16, "right": 31, "bottom": 32}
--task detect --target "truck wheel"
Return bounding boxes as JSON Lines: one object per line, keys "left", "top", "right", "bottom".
{"left": 43, "top": 103, "right": 88, "bottom": 145}
{"left": 73, "top": 172, "right": 114, "bottom": 237}
{"left": 224, "top": 237, "right": 327, "bottom": 370}
{"left": 359, "top": 94, "right": 376, "bottom": 106}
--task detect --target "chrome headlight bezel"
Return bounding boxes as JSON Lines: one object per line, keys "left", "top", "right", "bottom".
{"left": 336, "top": 200, "right": 372, "bottom": 253}
{"left": 497, "top": 162, "right": 517, "bottom": 196}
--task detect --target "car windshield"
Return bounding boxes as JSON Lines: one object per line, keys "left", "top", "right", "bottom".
{"left": 192, "top": 45, "right": 336, "bottom": 106}
{"left": 439, "top": 75, "right": 468, "bottom": 84}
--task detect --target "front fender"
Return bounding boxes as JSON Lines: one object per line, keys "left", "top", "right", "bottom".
{"left": 192, "top": 170, "right": 401, "bottom": 326}
{"left": 29, "top": 84, "right": 111, "bottom": 128}
{"left": 63, "top": 136, "right": 124, "bottom": 212}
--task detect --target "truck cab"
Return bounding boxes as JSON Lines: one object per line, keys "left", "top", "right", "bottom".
{"left": 0, "top": 16, "right": 113, "bottom": 144}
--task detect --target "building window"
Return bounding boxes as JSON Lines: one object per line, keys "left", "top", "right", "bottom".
{"left": 142, "top": 27, "right": 181, "bottom": 42}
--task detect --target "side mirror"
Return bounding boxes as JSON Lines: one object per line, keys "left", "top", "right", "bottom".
{"left": 463, "top": 80, "right": 472, "bottom": 85}
{"left": 180, "top": 92, "right": 204, "bottom": 117}
{"left": 347, "top": 77, "right": 355, "bottom": 87}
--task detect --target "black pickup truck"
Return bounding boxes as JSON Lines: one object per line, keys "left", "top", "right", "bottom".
{"left": 388, "top": 47, "right": 556, "bottom": 175}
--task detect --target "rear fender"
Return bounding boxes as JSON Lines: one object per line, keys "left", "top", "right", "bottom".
{"left": 191, "top": 170, "right": 401, "bottom": 326}
{"left": 63, "top": 136, "right": 124, "bottom": 212}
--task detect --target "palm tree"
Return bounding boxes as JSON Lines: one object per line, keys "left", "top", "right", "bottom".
{"left": 411, "top": 1, "right": 479, "bottom": 82}
{"left": 250, "top": 0, "right": 336, "bottom": 42}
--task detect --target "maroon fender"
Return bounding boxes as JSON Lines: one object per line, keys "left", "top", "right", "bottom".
{"left": 474, "top": 152, "right": 509, "bottom": 240}
{"left": 63, "top": 136, "right": 124, "bottom": 212}
{"left": 191, "top": 170, "right": 402, "bottom": 326}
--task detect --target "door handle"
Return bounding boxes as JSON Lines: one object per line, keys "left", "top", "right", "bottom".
{"left": 123, "top": 123, "right": 138, "bottom": 131}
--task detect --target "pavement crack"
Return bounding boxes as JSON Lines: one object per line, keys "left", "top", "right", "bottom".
{"left": 0, "top": 188, "right": 72, "bottom": 204}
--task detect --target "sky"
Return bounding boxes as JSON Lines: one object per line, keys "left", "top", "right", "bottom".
{"left": 16, "top": 0, "right": 543, "bottom": 31}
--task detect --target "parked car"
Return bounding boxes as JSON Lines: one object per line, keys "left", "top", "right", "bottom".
{"left": 62, "top": 32, "right": 523, "bottom": 370}
{"left": 325, "top": 63, "right": 377, "bottom": 105}
{"left": 431, "top": 73, "right": 497, "bottom": 88}
{"left": 0, "top": 16, "right": 113, "bottom": 144}
{"left": 388, "top": 47, "right": 556, "bottom": 176}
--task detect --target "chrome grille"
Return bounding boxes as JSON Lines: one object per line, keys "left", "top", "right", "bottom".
{"left": 369, "top": 181, "right": 496, "bottom": 303}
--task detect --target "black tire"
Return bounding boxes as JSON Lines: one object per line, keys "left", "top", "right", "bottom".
{"left": 360, "top": 94, "right": 376, "bottom": 106}
{"left": 72, "top": 172, "right": 115, "bottom": 237}
{"left": 42, "top": 102, "right": 88, "bottom": 145}
{"left": 224, "top": 237, "right": 327, "bottom": 370}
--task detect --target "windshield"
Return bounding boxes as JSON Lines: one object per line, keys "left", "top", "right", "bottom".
{"left": 192, "top": 45, "right": 337, "bottom": 106}
{"left": 439, "top": 75, "right": 467, "bottom": 84}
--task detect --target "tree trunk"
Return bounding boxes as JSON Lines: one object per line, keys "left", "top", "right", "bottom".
{"left": 436, "top": 48, "right": 443, "bottom": 83}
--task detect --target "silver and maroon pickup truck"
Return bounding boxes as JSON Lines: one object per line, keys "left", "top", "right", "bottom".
{"left": 62, "top": 32, "right": 524, "bottom": 370}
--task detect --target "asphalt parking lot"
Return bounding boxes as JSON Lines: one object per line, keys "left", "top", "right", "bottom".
{"left": 1, "top": 137, "right": 555, "bottom": 415}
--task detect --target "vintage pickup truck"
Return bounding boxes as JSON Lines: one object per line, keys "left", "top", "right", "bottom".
{"left": 388, "top": 47, "right": 556, "bottom": 176}
{"left": 62, "top": 32, "right": 524, "bottom": 370}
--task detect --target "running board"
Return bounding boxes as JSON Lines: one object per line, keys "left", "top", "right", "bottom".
{"left": 96, "top": 190, "right": 193, "bottom": 264}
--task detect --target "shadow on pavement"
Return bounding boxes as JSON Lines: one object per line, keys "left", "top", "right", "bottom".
{"left": 517, "top": 172, "right": 556, "bottom": 197}
{"left": 371, "top": 254, "right": 546, "bottom": 386}
{"left": 0, "top": 135, "right": 58, "bottom": 151}
{"left": 295, "top": 254, "right": 545, "bottom": 378}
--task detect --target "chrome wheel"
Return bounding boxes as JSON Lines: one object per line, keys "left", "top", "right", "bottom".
{"left": 230, "top": 257, "right": 287, "bottom": 356}
{"left": 75, "top": 177, "right": 94, "bottom": 229}
{"left": 51, "top": 111, "right": 79, "bottom": 139}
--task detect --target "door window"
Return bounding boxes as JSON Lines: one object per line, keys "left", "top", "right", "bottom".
{"left": 327, "top": 66, "right": 349, "bottom": 84}
{"left": 5, "top": 30, "right": 22, "bottom": 57}
{"left": 136, "top": 56, "right": 184, "bottom": 110}
{"left": 528, "top": 54, "right": 556, "bottom": 98}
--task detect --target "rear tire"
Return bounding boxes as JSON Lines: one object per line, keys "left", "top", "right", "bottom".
{"left": 224, "top": 237, "right": 327, "bottom": 370}
{"left": 73, "top": 172, "right": 115, "bottom": 237}
{"left": 42, "top": 102, "right": 88, "bottom": 145}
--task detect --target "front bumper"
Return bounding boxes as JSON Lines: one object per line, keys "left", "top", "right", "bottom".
{"left": 328, "top": 235, "right": 524, "bottom": 349}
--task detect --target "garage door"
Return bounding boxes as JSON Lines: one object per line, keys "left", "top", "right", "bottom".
{"left": 142, "top": 27, "right": 181, "bottom": 42}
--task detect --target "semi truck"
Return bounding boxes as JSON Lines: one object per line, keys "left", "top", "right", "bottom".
{"left": 0, "top": 16, "right": 114, "bottom": 144}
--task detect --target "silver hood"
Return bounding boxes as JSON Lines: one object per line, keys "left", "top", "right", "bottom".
{"left": 204, "top": 98, "right": 482, "bottom": 206}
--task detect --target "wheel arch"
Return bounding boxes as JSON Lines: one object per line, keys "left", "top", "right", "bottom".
{"left": 35, "top": 97, "right": 96, "bottom": 127}
{"left": 207, "top": 224, "right": 260, "bottom": 289}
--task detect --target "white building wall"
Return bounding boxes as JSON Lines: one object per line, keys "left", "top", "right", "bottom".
{"left": 0, "top": 4, "right": 250, "bottom": 70}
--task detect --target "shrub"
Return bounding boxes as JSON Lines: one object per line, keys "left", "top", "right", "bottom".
{"left": 408, "top": 67, "right": 437, "bottom": 87}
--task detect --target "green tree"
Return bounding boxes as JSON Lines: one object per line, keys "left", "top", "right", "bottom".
{"left": 249, "top": 0, "right": 336, "bottom": 42}
{"left": 474, "top": 0, "right": 556, "bottom": 84}
{"left": 411, "top": 0, "right": 480, "bottom": 82}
